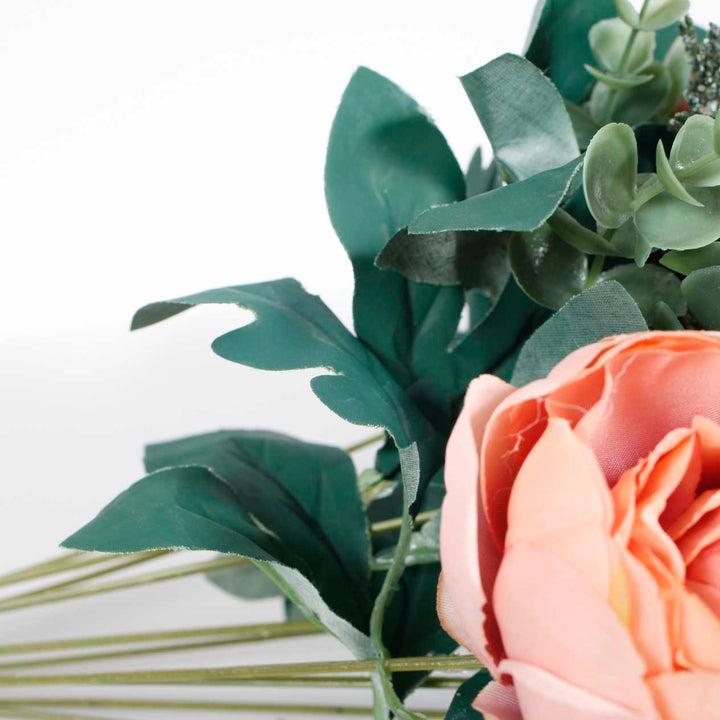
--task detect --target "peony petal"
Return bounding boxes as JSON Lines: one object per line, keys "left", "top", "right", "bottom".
{"left": 493, "top": 543, "right": 655, "bottom": 714}
{"left": 648, "top": 671, "right": 720, "bottom": 719}
{"left": 676, "top": 588, "right": 720, "bottom": 671}
{"left": 506, "top": 418, "right": 613, "bottom": 596}
{"left": 693, "top": 416, "right": 720, "bottom": 492}
{"left": 440, "top": 375, "right": 515, "bottom": 674}
{"left": 675, "top": 505, "right": 720, "bottom": 567}
{"left": 472, "top": 681, "right": 522, "bottom": 720}
{"left": 500, "top": 660, "right": 655, "bottom": 719}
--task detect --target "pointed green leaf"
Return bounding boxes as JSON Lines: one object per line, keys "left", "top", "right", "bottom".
{"left": 547, "top": 208, "right": 629, "bottom": 256}
{"left": 661, "top": 243, "right": 720, "bottom": 274}
{"left": 589, "top": 19, "right": 654, "bottom": 73}
{"left": 410, "top": 157, "right": 583, "bottom": 235}
{"left": 585, "top": 65, "right": 653, "bottom": 89}
{"left": 461, "top": 54, "right": 579, "bottom": 182}
{"left": 682, "top": 267, "right": 720, "bottom": 329}
{"left": 670, "top": 115, "right": 720, "bottom": 187}
{"left": 639, "top": 0, "right": 690, "bottom": 31}
{"left": 584, "top": 123, "right": 638, "bottom": 228}
{"left": 509, "top": 225, "right": 588, "bottom": 310}
{"left": 656, "top": 140, "right": 704, "bottom": 207}
{"left": 511, "top": 281, "right": 648, "bottom": 386}
{"left": 614, "top": 0, "right": 640, "bottom": 27}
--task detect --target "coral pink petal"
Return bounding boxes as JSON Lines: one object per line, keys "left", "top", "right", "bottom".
{"left": 648, "top": 671, "right": 720, "bottom": 719}
{"left": 500, "top": 661, "right": 655, "bottom": 719}
{"left": 472, "top": 681, "right": 522, "bottom": 720}
{"left": 506, "top": 418, "right": 613, "bottom": 596}
{"left": 676, "top": 506, "right": 720, "bottom": 567}
{"left": 693, "top": 417, "right": 720, "bottom": 492}
{"left": 440, "top": 375, "right": 515, "bottom": 673}
{"left": 574, "top": 349, "right": 720, "bottom": 485}
{"left": 493, "top": 543, "right": 654, "bottom": 714}
{"left": 676, "top": 589, "right": 720, "bottom": 671}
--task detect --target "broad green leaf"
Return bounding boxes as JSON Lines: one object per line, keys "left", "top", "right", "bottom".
{"left": 682, "top": 267, "right": 720, "bottom": 329}
{"left": 653, "top": 300, "right": 684, "bottom": 329}
{"left": 208, "top": 562, "right": 283, "bottom": 601}
{"left": 325, "top": 66, "right": 465, "bottom": 389}
{"left": 589, "top": 19, "right": 655, "bottom": 73}
{"left": 525, "top": 0, "right": 617, "bottom": 102}
{"left": 639, "top": 0, "right": 690, "bottom": 31}
{"left": 510, "top": 226, "right": 588, "bottom": 310}
{"left": 564, "top": 100, "right": 601, "bottom": 150}
{"left": 584, "top": 123, "right": 638, "bottom": 228}
{"left": 511, "top": 281, "right": 648, "bottom": 386}
{"left": 445, "top": 672, "right": 493, "bottom": 719}
{"left": 614, "top": 0, "right": 640, "bottom": 27}
{"left": 670, "top": 115, "right": 720, "bottom": 187}
{"left": 599, "top": 264, "right": 686, "bottom": 324}
{"left": 656, "top": 140, "right": 704, "bottom": 207}
{"left": 132, "top": 280, "right": 442, "bottom": 508}
{"left": 635, "top": 187, "right": 720, "bottom": 250}
{"left": 461, "top": 54, "right": 579, "bottom": 181}
{"left": 410, "top": 157, "right": 583, "bottom": 235}
{"left": 585, "top": 65, "right": 653, "bottom": 89}
{"left": 465, "top": 149, "right": 502, "bottom": 197}
{"left": 63, "top": 465, "right": 374, "bottom": 657}
{"left": 661, "top": 243, "right": 720, "bottom": 274}
{"left": 653, "top": 37, "right": 690, "bottom": 120}
{"left": 547, "top": 208, "right": 629, "bottom": 256}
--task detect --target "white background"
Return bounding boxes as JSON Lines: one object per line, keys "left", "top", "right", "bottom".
{"left": 0, "top": 1, "right": 717, "bottom": 717}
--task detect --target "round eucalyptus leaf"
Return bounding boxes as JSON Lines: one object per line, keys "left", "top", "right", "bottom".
{"left": 639, "top": 0, "right": 690, "bottom": 32}
{"left": 670, "top": 115, "right": 720, "bottom": 187}
{"left": 654, "top": 37, "right": 691, "bottom": 120}
{"left": 613, "top": 0, "right": 640, "bottom": 28}
{"left": 682, "top": 267, "right": 720, "bottom": 329}
{"left": 655, "top": 140, "right": 704, "bottom": 207}
{"left": 584, "top": 123, "right": 638, "bottom": 228}
{"left": 652, "top": 301, "right": 684, "bottom": 330}
{"left": 589, "top": 19, "right": 655, "bottom": 74}
{"left": 661, "top": 243, "right": 720, "bottom": 274}
{"left": 635, "top": 187, "right": 720, "bottom": 250}
{"left": 585, "top": 65, "right": 653, "bottom": 90}
{"left": 509, "top": 225, "right": 588, "bottom": 310}
{"left": 600, "top": 263, "right": 686, "bottom": 324}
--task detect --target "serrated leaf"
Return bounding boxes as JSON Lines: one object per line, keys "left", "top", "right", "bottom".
{"left": 445, "top": 672, "right": 493, "bottom": 719}
{"left": 682, "top": 267, "right": 720, "bottom": 329}
{"left": 461, "top": 54, "right": 579, "bottom": 181}
{"left": 510, "top": 226, "right": 588, "bottom": 310}
{"left": 656, "top": 140, "right": 704, "bottom": 207}
{"left": 589, "top": 19, "right": 654, "bottom": 73}
{"left": 639, "top": 0, "right": 690, "bottom": 31}
{"left": 525, "top": 0, "right": 617, "bottom": 102}
{"left": 614, "top": 0, "right": 640, "bottom": 27}
{"left": 599, "top": 263, "right": 686, "bottom": 324}
{"left": 410, "top": 157, "right": 583, "bottom": 235}
{"left": 661, "top": 243, "right": 720, "bottom": 274}
{"left": 511, "top": 281, "right": 648, "bottom": 386}
{"left": 547, "top": 208, "right": 628, "bottom": 256}
{"left": 654, "top": 37, "right": 691, "bottom": 120}
{"left": 585, "top": 65, "right": 653, "bottom": 89}
{"left": 670, "top": 115, "right": 720, "bottom": 187}
{"left": 325, "top": 66, "right": 466, "bottom": 390}
{"left": 584, "top": 123, "right": 638, "bottom": 228}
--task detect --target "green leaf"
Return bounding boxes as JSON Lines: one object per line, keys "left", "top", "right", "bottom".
{"left": 410, "top": 157, "right": 583, "bottom": 235}
{"left": 445, "top": 671, "right": 493, "bottom": 719}
{"left": 465, "top": 149, "right": 502, "bottom": 197}
{"left": 661, "top": 242, "right": 720, "bottom": 274}
{"left": 547, "top": 208, "right": 629, "bottom": 256}
{"left": 564, "top": 101, "right": 601, "bottom": 150}
{"left": 670, "top": 115, "right": 720, "bottom": 187}
{"left": 132, "top": 279, "right": 442, "bottom": 508}
{"left": 585, "top": 65, "right": 653, "bottom": 89}
{"left": 525, "top": 0, "right": 617, "bottom": 103}
{"left": 461, "top": 54, "right": 579, "bottom": 181}
{"left": 584, "top": 123, "right": 638, "bottom": 228}
{"left": 715, "top": 110, "right": 720, "bottom": 156}
{"left": 656, "top": 140, "right": 704, "bottom": 207}
{"left": 589, "top": 19, "right": 655, "bottom": 73}
{"left": 639, "top": 0, "right": 690, "bottom": 32}
{"left": 511, "top": 281, "right": 648, "bottom": 386}
{"left": 654, "top": 37, "right": 691, "bottom": 120}
{"left": 510, "top": 225, "right": 588, "bottom": 310}
{"left": 208, "top": 562, "right": 283, "bottom": 601}
{"left": 599, "top": 263, "right": 686, "bottom": 324}
{"left": 635, "top": 186, "right": 720, "bottom": 250}
{"left": 653, "top": 300, "right": 684, "bottom": 329}
{"left": 613, "top": 0, "right": 640, "bottom": 28}
{"left": 325, "top": 66, "right": 466, "bottom": 389}
{"left": 682, "top": 267, "right": 720, "bottom": 328}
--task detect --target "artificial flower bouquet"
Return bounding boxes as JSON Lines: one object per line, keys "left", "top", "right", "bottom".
{"left": 4, "top": 0, "right": 720, "bottom": 718}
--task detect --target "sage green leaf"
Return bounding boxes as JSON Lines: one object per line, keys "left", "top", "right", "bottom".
{"left": 445, "top": 671, "right": 493, "bottom": 719}
{"left": 613, "top": 0, "right": 640, "bottom": 27}
{"left": 653, "top": 300, "right": 684, "bottom": 329}
{"left": 599, "top": 264, "right": 686, "bottom": 324}
{"left": 589, "top": 19, "right": 655, "bottom": 73}
{"left": 654, "top": 37, "right": 691, "bottom": 120}
{"left": 682, "top": 267, "right": 720, "bottom": 328}
{"left": 461, "top": 54, "right": 579, "bottom": 182}
{"left": 661, "top": 243, "right": 720, "bottom": 274}
{"left": 639, "top": 0, "right": 690, "bottom": 31}
{"left": 547, "top": 208, "right": 628, "bottom": 256}
{"left": 510, "top": 226, "right": 588, "bottom": 310}
{"left": 410, "top": 157, "right": 583, "bottom": 235}
{"left": 585, "top": 65, "right": 653, "bottom": 89}
{"left": 715, "top": 110, "right": 720, "bottom": 156}
{"left": 670, "top": 115, "right": 720, "bottom": 187}
{"left": 208, "top": 562, "right": 283, "bottom": 601}
{"left": 63, "top": 465, "right": 374, "bottom": 657}
{"left": 656, "top": 140, "right": 704, "bottom": 207}
{"left": 466, "top": 149, "right": 502, "bottom": 197}
{"left": 325, "top": 66, "right": 466, "bottom": 389}
{"left": 132, "top": 279, "right": 442, "bottom": 508}
{"left": 511, "top": 281, "right": 647, "bottom": 386}
{"left": 525, "top": 0, "right": 617, "bottom": 103}
{"left": 584, "top": 123, "right": 638, "bottom": 228}
{"left": 635, "top": 187, "right": 720, "bottom": 250}
{"left": 565, "top": 101, "right": 601, "bottom": 150}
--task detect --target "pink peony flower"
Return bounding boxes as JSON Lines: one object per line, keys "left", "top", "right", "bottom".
{"left": 438, "top": 331, "right": 720, "bottom": 719}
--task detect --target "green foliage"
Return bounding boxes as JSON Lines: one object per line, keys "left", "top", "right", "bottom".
{"left": 444, "top": 672, "right": 493, "bottom": 719}
{"left": 670, "top": 115, "right": 720, "bottom": 187}
{"left": 661, "top": 242, "right": 720, "bottom": 273}
{"left": 682, "top": 266, "right": 720, "bottom": 328}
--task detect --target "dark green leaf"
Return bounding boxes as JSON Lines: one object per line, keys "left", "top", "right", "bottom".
{"left": 445, "top": 671, "right": 493, "bottom": 719}
{"left": 465, "top": 149, "right": 502, "bottom": 197}
{"left": 510, "top": 225, "right": 588, "bottom": 309}
{"left": 682, "top": 267, "right": 720, "bottom": 329}
{"left": 653, "top": 300, "right": 684, "bottom": 329}
{"left": 661, "top": 243, "right": 720, "bottom": 274}
{"left": 511, "top": 281, "right": 648, "bottom": 386}
{"left": 564, "top": 100, "right": 601, "bottom": 150}
{"left": 461, "top": 53, "right": 579, "bottom": 181}
{"left": 410, "top": 157, "right": 583, "bottom": 235}
{"left": 208, "top": 562, "right": 283, "bottom": 601}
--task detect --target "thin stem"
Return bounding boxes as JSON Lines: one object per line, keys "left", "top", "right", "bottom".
{"left": 370, "top": 510, "right": 436, "bottom": 536}
{"left": 0, "top": 708, "right": 128, "bottom": 720}
{"left": 0, "top": 655, "right": 482, "bottom": 686}
{"left": 0, "top": 553, "right": 123, "bottom": 589}
{"left": 585, "top": 255, "right": 605, "bottom": 289}
{"left": 345, "top": 433, "right": 386, "bottom": 454}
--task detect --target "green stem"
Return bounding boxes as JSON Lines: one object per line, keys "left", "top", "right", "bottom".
{"left": 370, "top": 510, "right": 435, "bottom": 536}
{"left": 345, "top": 433, "right": 386, "bottom": 454}
{"left": 0, "top": 552, "right": 125, "bottom": 589}
{"left": 0, "top": 655, "right": 482, "bottom": 686}
{"left": 0, "top": 708, "right": 128, "bottom": 720}
{"left": 585, "top": 254, "right": 605, "bottom": 289}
